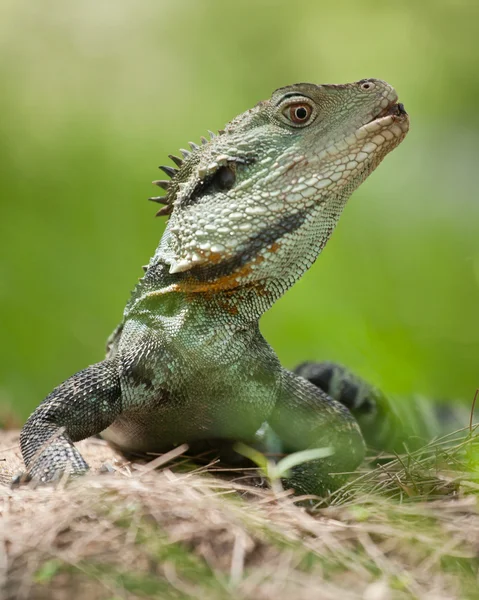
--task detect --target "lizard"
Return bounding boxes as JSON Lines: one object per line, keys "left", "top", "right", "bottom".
{"left": 17, "top": 78, "right": 409, "bottom": 495}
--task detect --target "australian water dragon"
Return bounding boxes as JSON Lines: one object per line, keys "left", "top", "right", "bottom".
{"left": 19, "top": 79, "right": 411, "bottom": 494}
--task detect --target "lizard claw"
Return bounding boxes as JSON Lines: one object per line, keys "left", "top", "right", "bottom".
{"left": 10, "top": 471, "right": 31, "bottom": 488}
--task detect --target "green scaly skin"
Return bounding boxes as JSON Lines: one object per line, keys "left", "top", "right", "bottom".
{"left": 19, "top": 79, "right": 409, "bottom": 494}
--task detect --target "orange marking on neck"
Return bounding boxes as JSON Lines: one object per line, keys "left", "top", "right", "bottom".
{"left": 267, "top": 242, "right": 281, "bottom": 253}
{"left": 169, "top": 241, "right": 281, "bottom": 296}
{"left": 176, "top": 256, "right": 264, "bottom": 294}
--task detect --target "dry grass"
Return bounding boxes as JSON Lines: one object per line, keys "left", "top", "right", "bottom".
{"left": 1, "top": 429, "right": 479, "bottom": 600}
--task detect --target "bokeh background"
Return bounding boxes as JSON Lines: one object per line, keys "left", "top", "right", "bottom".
{"left": 0, "top": 0, "right": 478, "bottom": 421}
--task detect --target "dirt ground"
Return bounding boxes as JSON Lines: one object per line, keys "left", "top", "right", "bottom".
{"left": 1, "top": 430, "right": 478, "bottom": 600}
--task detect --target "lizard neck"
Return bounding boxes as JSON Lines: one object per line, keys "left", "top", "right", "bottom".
{"left": 126, "top": 263, "right": 274, "bottom": 326}
{"left": 123, "top": 271, "right": 276, "bottom": 365}
{"left": 127, "top": 188, "right": 351, "bottom": 334}
{"left": 171, "top": 186, "right": 348, "bottom": 295}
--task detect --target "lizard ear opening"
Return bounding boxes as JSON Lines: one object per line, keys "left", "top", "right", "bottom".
{"left": 214, "top": 165, "right": 236, "bottom": 191}
{"left": 176, "top": 161, "right": 240, "bottom": 210}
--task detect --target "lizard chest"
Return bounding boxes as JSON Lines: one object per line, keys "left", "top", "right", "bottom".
{"left": 102, "top": 343, "right": 280, "bottom": 453}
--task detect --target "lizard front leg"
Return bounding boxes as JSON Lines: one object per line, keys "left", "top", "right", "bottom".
{"left": 19, "top": 359, "right": 122, "bottom": 483}
{"left": 268, "top": 369, "right": 365, "bottom": 496}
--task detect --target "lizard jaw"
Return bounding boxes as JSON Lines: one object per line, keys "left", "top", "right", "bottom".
{"left": 374, "top": 100, "right": 407, "bottom": 120}
{"left": 355, "top": 100, "right": 409, "bottom": 145}
{"left": 364, "top": 98, "right": 409, "bottom": 132}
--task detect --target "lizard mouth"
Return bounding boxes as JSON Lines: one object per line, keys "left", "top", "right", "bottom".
{"left": 371, "top": 101, "right": 407, "bottom": 123}
{"left": 352, "top": 98, "right": 409, "bottom": 145}
{"left": 356, "top": 99, "right": 409, "bottom": 139}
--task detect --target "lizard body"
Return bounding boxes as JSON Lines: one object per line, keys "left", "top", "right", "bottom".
{"left": 20, "top": 79, "right": 409, "bottom": 494}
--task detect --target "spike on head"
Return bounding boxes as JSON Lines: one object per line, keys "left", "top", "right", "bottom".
{"left": 155, "top": 205, "right": 173, "bottom": 217}
{"left": 189, "top": 141, "right": 199, "bottom": 150}
{"left": 168, "top": 154, "right": 183, "bottom": 167}
{"left": 149, "top": 196, "right": 169, "bottom": 205}
{"left": 152, "top": 180, "right": 170, "bottom": 190}
{"left": 159, "top": 165, "right": 178, "bottom": 178}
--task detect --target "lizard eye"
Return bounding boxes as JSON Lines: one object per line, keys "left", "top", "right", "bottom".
{"left": 283, "top": 102, "right": 314, "bottom": 126}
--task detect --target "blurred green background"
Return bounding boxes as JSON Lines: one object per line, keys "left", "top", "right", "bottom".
{"left": 0, "top": 0, "right": 478, "bottom": 421}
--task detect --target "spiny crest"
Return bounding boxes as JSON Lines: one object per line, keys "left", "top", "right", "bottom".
{"left": 150, "top": 129, "right": 224, "bottom": 218}
{"left": 152, "top": 180, "right": 169, "bottom": 190}
{"left": 168, "top": 154, "right": 183, "bottom": 167}
{"left": 159, "top": 165, "right": 177, "bottom": 178}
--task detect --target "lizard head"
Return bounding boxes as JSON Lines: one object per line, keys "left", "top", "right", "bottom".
{"left": 153, "top": 79, "right": 409, "bottom": 292}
